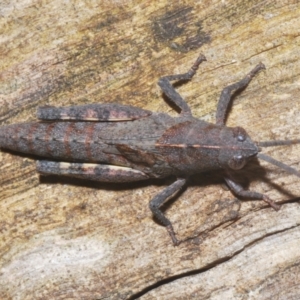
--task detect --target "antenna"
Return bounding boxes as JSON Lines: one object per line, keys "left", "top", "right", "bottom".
{"left": 257, "top": 139, "right": 300, "bottom": 178}
{"left": 257, "top": 153, "right": 300, "bottom": 178}
{"left": 258, "top": 139, "right": 300, "bottom": 148}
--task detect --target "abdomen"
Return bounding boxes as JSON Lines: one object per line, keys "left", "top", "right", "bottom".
{"left": 0, "top": 114, "right": 178, "bottom": 168}
{"left": 0, "top": 122, "right": 99, "bottom": 161}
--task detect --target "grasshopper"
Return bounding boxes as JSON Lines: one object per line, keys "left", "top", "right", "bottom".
{"left": 1, "top": 54, "right": 300, "bottom": 245}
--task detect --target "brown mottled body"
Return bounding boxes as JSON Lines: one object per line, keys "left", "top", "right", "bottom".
{"left": 0, "top": 115, "right": 257, "bottom": 178}
{"left": 1, "top": 55, "right": 299, "bottom": 245}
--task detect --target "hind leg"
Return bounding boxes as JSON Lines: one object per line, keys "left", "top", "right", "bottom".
{"left": 37, "top": 160, "right": 149, "bottom": 182}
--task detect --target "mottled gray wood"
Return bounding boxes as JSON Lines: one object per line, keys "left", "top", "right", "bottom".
{"left": 0, "top": 1, "right": 300, "bottom": 299}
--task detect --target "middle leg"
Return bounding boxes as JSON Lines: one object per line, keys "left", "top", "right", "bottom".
{"left": 158, "top": 54, "right": 206, "bottom": 116}
{"left": 149, "top": 178, "right": 187, "bottom": 246}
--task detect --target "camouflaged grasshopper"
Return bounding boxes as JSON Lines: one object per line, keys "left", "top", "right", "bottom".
{"left": 1, "top": 54, "right": 300, "bottom": 245}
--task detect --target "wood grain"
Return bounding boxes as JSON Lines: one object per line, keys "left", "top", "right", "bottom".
{"left": 0, "top": 1, "right": 300, "bottom": 299}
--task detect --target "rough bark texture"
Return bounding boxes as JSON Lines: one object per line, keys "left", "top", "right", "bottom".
{"left": 1, "top": 1, "right": 300, "bottom": 299}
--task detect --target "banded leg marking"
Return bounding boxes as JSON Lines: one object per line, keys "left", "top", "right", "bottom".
{"left": 37, "top": 161, "right": 149, "bottom": 182}
{"left": 37, "top": 103, "right": 152, "bottom": 121}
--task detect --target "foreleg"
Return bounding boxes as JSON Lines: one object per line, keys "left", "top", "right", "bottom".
{"left": 216, "top": 63, "right": 265, "bottom": 126}
{"left": 149, "top": 178, "right": 187, "bottom": 246}
{"left": 224, "top": 176, "right": 280, "bottom": 211}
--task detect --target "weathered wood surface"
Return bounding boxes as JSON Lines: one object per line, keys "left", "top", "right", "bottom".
{"left": 0, "top": 1, "right": 300, "bottom": 299}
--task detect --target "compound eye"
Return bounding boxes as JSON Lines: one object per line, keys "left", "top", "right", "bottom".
{"left": 233, "top": 127, "right": 247, "bottom": 142}
{"left": 228, "top": 155, "right": 246, "bottom": 170}
{"left": 237, "top": 133, "right": 245, "bottom": 142}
